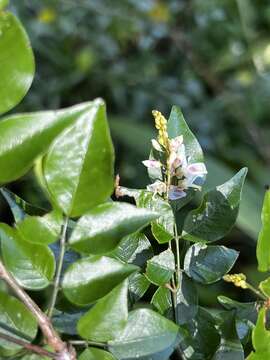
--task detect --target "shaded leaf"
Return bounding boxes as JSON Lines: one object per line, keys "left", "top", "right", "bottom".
{"left": 256, "top": 190, "right": 270, "bottom": 272}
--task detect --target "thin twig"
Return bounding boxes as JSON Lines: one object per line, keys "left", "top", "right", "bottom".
{"left": 48, "top": 216, "right": 69, "bottom": 318}
{"left": 0, "top": 331, "right": 57, "bottom": 359}
{"left": 0, "top": 260, "right": 75, "bottom": 359}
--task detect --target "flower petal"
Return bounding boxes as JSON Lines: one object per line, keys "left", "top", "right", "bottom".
{"left": 151, "top": 139, "right": 163, "bottom": 152}
{"left": 169, "top": 186, "right": 186, "bottom": 200}
{"left": 186, "top": 162, "right": 207, "bottom": 175}
{"left": 142, "top": 160, "right": 161, "bottom": 169}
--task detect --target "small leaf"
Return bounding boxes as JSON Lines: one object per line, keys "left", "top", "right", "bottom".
{"left": 17, "top": 211, "right": 62, "bottom": 245}
{"left": 0, "top": 102, "right": 92, "bottom": 185}
{"left": 0, "top": 224, "right": 55, "bottom": 290}
{"left": 0, "top": 291, "right": 37, "bottom": 352}
{"left": 218, "top": 296, "right": 258, "bottom": 324}
{"left": 182, "top": 168, "right": 247, "bottom": 242}
{"left": 111, "top": 232, "right": 153, "bottom": 267}
{"left": 79, "top": 348, "right": 116, "bottom": 360}
{"left": 0, "top": 11, "right": 34, "bottom": 115}
{"left": 184, "top": 243, "right": 238, "bottom": 284}
{"left": 167, "top": 106, "right": 204, "bottom": 163}
{"left": 259, "top": 277, "right": 270, "bottom": 298}
{"left": 62, "top": 255, "right": 138, "bottom": 306}
{"left": 69, "top": 202, "right": 159, "bottom": 254}
{"left": 77, "top": 280, "right": 128, "bottom": 342}
{"left": 145, "top": 249, "right": 175, "bottom": 286}
{"left": 151, "top": 287, "right": 172, "bottom": 315}
{"left": 257, "top": 190, "right": 270, "bottom": 272}
{"left": 129, "top": 273, "right": 150, "bottom": 303}
{"left": 137, "top": 191, "right": 174, "bottom": 244}
{"left": 109, "top": 308, "right": 184, "bottom": 360}
{"left": 43, "top": 99, "right": 115, "bottom": 217}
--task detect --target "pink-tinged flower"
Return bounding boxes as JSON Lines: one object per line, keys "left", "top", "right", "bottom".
{"left": 151, "top": 139, "right": 163, "bottom": 152}
{"left": 169, "top": 136, "right": 183, "bottom": 152}
{"left": 168, "top": 186, "right": 186, "bottom": 200}
{"left": 147, "top": 180, "right": 166, "bottom": 196}
{"left": 142, "top": 160, "right": 162, "bottom": 169}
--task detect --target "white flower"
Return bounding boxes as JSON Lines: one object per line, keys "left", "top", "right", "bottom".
{"left": 151, "top": 139, "right": 163, "bottom": 152}
{"left": 147, "top": 180, "right": 166, "bottom": 196}
{"left": 142, "top": 160, "right": 162, "bottom": 169}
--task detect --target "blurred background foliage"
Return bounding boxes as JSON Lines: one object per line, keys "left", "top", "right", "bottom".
{"left": 2, "top": 0, "right": 270, "bottom": 303}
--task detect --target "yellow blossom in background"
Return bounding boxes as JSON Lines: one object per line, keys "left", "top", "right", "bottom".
{"left": 152, "top": 110, "right": 169, "bottom": 150}
{"left": 148, "top": 1, "right": 170, "bottom": 23}
{"left": 223, "top": 273, "right": 247, "bottom": 289}
{"left": 38, "top": 7, "right": 56, "bottom": 24}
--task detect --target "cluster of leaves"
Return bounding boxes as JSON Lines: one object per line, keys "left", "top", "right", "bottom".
{"left": 1, "top": 2, "right": 270, "bottom": 360}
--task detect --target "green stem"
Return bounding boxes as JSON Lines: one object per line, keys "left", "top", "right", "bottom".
{"left": 246, "top": 283, "right": 268, "bottom": 301}
{"left": 174, "top": 223, "right": 181, "bottom": 286}
{"left": 48, "top": 216, "right": 69, "bottom": 318}
{"left": 69, "top": 340, "right": 106, "bottom": 348}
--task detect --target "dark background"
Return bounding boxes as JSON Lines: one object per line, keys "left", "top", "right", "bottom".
{"left": 2, "top": 0, "right": 270, "bottom": 304}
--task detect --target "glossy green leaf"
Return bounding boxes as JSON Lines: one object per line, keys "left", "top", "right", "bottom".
{"left": 109, "top": 308, "right": 184, "bottom": 360}
{"left": 212, "top": 311, "right": 244, "bottom": 360}
{"left": 218, "top": 296, "right": 258, "bottom": 324}
{"left": 111, "top": 232, "right": 153, "bottom": 267}
{"left": 259, "top": 277, "right": 270, "bottom": 298}
{"left": 0, "top": 11, "right": 34, "bottom": 115}
{"left": 145, "top": 249, "right": 175, "bottom": 286}
{"left": 184, "top": 243, "right": 238, "bottom": 284}
{"left": 138, "top": 191, "right": 174, "bottom": 244}
{"left": 0, "top": 102, "right": 92, "bottom": 184}
{"left": 129, "top": 272, "right": 150, "bottom": 303}
{"left": 77, "top": 280, "right": 128, "bottom": 341}
{"left": 168, "top": 106, "right": 203, "bottom": 163}
{"left": 69, "top": 202, "right": 159, "bottom": 254}
{"left": 0, "top": 291, "right": 37, "bottom": 352}
{"left": 151, "top": 287, "right": 172, "bottom": 316}
{"left": 52, "top": 310, "right": 86, "bottom": 336}
{"left": 79, "top": 348, "right": 116, "bottom": 360}
{"left": 0, "top": 223, "right": 55, "bottom": 289}
{"left": 246, "top": 308, "right": 270, "bottom": 359}
{"left": 17, "top": 210, "right": 62, "bottom": 245}
{"left": 182, "top": 168, "right": 247, "bottom": 242}
{"left": 256, "top": 190, "right": 270, "bottom": 272}
{"left": 62, "top": 255, "right": 138, "bottom": 306}
{"left": 43, "top": 99, "right": 115, "bottom": 217}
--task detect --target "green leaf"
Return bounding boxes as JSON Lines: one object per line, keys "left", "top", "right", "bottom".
{"left": 0, "top": 102, "right": 92, "bottom": 184}
{"left": 0, "top": 223, "right": 55, "bottom": 290}
{"left": 79, "top": 348, "right": 116, "bottom": 360}
{"left": 129, "top": 273, "right": 150, "bottom": 303}
{"left": 137, "top": 191, "right": 174, "bottom": 244}
{"left": 77, "top": 280, "right": 128, "bottom": 342}
{"left": 0, "top": 291, "right": 37, "bottom": 352}
{"left": 108, "top": 308, "right": 184, "bottom": 360}
{"left": 62, "top": 255, "right": 138, "bottom": 306}
{"left": 17, "top": 210, "right": 62, "bottom": 245}
{"left": 182, "top": 168, "right": 247, "bottom": 242}
{"left": 151, "top": 287, "right": 172, "bottom": 315}
{"left": 43, "top": 99, "right": 115, "bottom": 217}
{"left": 52, "top": 310, "right": 86, "bottom": 336}
{"left": 111, "top": 232, "right": 153, "bottom": 267}
{"left": 69, "top": 202, "right": 159, "bottom": 254}
{"left": 256, "top": 190, "right": 270, "bottom": 272}
{"left": 217, "top": 296, "right": 258, "bottom": 324}
{"left": 145, "top": 249, "right": 175, "bottom": 286}
{"left": 212, "top": 311, "right": 244, "bottom": 360}
{"left": 259, "top": 277, "right": 270, "bottom": 297}
{"left": 184, "top": 243, "right": 238, "bottom": 284}
{"left": 0, "top": 11, "right": 34, "bottom": 115}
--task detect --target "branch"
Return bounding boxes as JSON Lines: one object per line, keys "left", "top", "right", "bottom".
{"left": 0, "top": 260, "right": 76, "bottom": 360}
{"left": 0, "top": 331, "right": 57, "bottom": 359}
{"left": 48, "top": 216, "right": 69, "bottom": 318}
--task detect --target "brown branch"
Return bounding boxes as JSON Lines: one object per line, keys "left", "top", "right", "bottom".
{"left": 0, "top": 260, "right": 76, "bottom": 360}
{"left": 0, "top": 332, "right": 57, "bottom": 359}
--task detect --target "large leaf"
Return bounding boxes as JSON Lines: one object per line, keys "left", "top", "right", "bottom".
{"left": 17, "top": 210, "right": 62, "bottom": 245}
{"left": 0, "top": 291, "right": 37, "bottom": 352}
{"left": 184, "top": 243, "right": 238, "bottom": 284}
{"left": 137, "top": 191, "right": 174, "bottom": 244}
{"left": 108, "top": 308, "right": 184, "bottom": 360}
{"left": 79, "top": 348, "right": 116, "bottom": 360}
{"left": 0, "top": 223, "right": 55, "bottom": 290}
{"left": 0, "top": 11, "right": 34, "bottom": 115}
{"left": 69, "top": 202, "right": 159, "bottom": 254}
{"left": 77, "top": 280, "right": 128, "bottom": 341}
{"left": 167, "top": 106, "right": 203, "bottom": 163}
{"left": 145, "top": 249, "right": 175, "bottom": 286}
{"left": 43, "top": 98, "right": 115, "bottom": 217}
{"left": 0, "top": 102, "right": 92, "bottom": 184}
{"left": 182, "top": 168, "right": 247, "bottom": 242}
{"left": 62, "top": 255, "right": 138, "bottom": 306}
{"left": 256, "top": 190, "right": 270, "bottom": 272}
{"left": 247, "top": 308, "right": 270, "bottom": 360}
